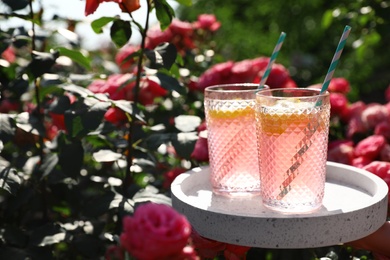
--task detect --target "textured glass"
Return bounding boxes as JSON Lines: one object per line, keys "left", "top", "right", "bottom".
{"left": 205, "top": 84, "right": 261, "bottom": 197}
{"left": 256, "top": 88, "right": 331, "bottom": 213}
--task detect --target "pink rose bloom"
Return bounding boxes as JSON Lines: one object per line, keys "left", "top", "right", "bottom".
{"left": 193, "top": 14, "right": 221, "bottom": 32}
{"left": 229, "top": 59, "right": 258, "bottom": 83}
{"left": 351, "top": 156, "right": 372, "bottom": 168}
{"left": 104, "top": 107, "right": 127, "bottom": 125}
{"left": 197, "top": 61, "right": 235, "bottom": 91}
{"left": 191, "top": 229, "right": 225, "bottom": 258}
{"left": 281, "top": 78, "right": 298, "bottom": 88}
{"left": 375, "top": 121, "right": 390, "bottom": 140}
{"left": 361, "top": 103, "right": 389, "bottom": 130}
{"left": 224, "top": 244, "right": 251, "bottom": 260}
{"left": 327, "top": 140, "right": 355, "bottom": 165}
{"left": 120, "top": 203, "right": 191, "bottom": 260}
{"left": 251, "top": 57, "right": 269, "bottom": 74}
{"left": 330, "top": 92, "right": 348, "bottom": 117}
{"left": 197, "top": 121, "right": 207, "bottom": 132}
{"left": 328, "top": 77, "right": 350, "bottom": 94}
{"left": 105, "top": 245, "right": 124, "bottom": 260}
{"left": 364, "top": 161, "right": 390, "bottom": 208}
{"left": 0, "top": 99, "right": 20, "bottom": 113}
{"left": 346, "top": 116, "right": 368, "bottom": 139}
{"left": 88, "top": 74, "right": 135, "bottom": 101}
{"left": 1, "top": 46, "right": 16, "bottom": 63}
{"left": 363, "top": 161, "right": 390, "bottom": 181}
{"left": 342, "top": 101, "right": 366, "bottom": 122}
{"left": 115, "top": 45, "right": 139, "bottom": 72}
{"left": 145, "top": 27, "right": 174, "bottom": 50}
{"left": 380, "top": 144, "right": 390, "bottom": 162}
{"left": 137, "top": 77, "right": 168, "bottom": 105}
{"left": 354, "top": 135, "right": 387, "bottom": 160}
{"left": 169, "top": 19, "right": 194, "bottom": 36}
{"left": 260, "top": 64, "right": 289, "bottom": 88}
{"left": 163, "top": 168, "right": 186, "bottom": 189}
{"left": 191, "top": 136, "right": 209, "bottom": 162}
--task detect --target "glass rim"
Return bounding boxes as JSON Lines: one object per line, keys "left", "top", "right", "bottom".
{"left": 256, "top": 87, "right": 329, "bottom": 99}
{"left": 205, "top": 83, "right": 267, "bottom": 93}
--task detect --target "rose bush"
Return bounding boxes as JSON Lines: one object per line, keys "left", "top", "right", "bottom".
{"left": 0, "top": 0, "right": 389, "bottom": 259}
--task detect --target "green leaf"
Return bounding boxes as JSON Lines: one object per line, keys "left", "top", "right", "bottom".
{"left": 58, "top": 139, "right": 84, "bottom": 178}
{"left": 321, "top": 10, "right": 333, "bottom": 29}
{"left": 133, "top": 185, "right": 172, "bottom": 205}
{"left": 2, "top": 0, "right": 29, "bottom": 11}
{"left": 174, "top": 0, "right": 192, "bottom": 6}
{"left": 0, "top": 166, "right": 22, "bottom": 195}
{"left": 62, "top": 84, "right": 94, "bottom": 98}
{"left": 82, "top": 192, "right": 134, "bottom": 217}
{"left": 48, "top": 95, "right": 71, "bottom": 114}
{"left": 40, "top": 153, "right": 59, "bottom": 179}
{"left": 110, "top": 20, "right": 132, "bottom": 47}
{"left": 65, "top": 99, "right": 111, "bottom": 138}
{"left": 155, "top": 0, "right": 175, "bottom": 30}
{"left": 144, "top": 133, "right": 172, "bottom": 150}
{"left": 27, "top": 50, "right": 59, "bottom": 78}
{"left": 1, "top": 226, "right": 28, "bottom": 247}
{"left": 15, "top": 112, "right": 46, "bottom": 137}
{"left": 0, "top": 114, "right": 16, "bottom": 142}
{"left": 145, "top": 42, "right": 177, "bottom": 70}
{"left": 91, "top": 16, "right": 116, "bottom": 34}
{"left": 29, "top": 223, "right": 65, "bottom": 246}
{"left": 112, "top": 100, "right": 145, "bottom": 122}
{"left": 154, "top": 72, "right": 185, "bottom": 94}
{"left": 55, "top": 47, "right": 91, "bottom": 70}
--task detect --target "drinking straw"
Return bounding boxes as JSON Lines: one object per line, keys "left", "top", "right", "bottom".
{"left": 277, "top": 25, "right": 352, "bottom": 199}
{"left": 258, "top": 31, "right": 286, "bottom": 90}
{"left": 319, "top": 25, "right": 352, "bottom": 94}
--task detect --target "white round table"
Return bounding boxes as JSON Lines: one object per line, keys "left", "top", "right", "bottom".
{"left": 171, "top": 162, "right": 388, "bottom": 248}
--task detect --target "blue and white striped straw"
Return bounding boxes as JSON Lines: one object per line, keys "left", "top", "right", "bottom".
{"left": 320, "top": 25, "right": 352, "bottom": 94}
{"left": 258, "top": 31, "right": 286, "bottom": 90}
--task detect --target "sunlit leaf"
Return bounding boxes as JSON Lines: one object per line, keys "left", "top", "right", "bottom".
{"left": 321, "top": 10, "right": 333, "bottom": 29}
{"left": 91, "top": 16, "right": 116, "bottom": 34}
{"left": 133, "top": 185, "right": 172, "bottom": 205}
{"left": 0, "top": 114, "right": 16, "bottom": 142}
{"left": 112, "top": 100, "right": 145, "bottom": 122}
{"left": 0, "top": 166, "right": 21, "bottom": 195}
{"left": 174, "top": 0, "right": 192, "bottom": 6}
{"left": 145, "top": 42, "right": 177, "bottom": 70}
{"left": 171, "top": 132, "right": 198, "bottom": 159}
{"left": 30, "top": 223, "right": 65, "bottom": 246}
{"left": 62, "top": 84, "right": 94, "bottom": 98}
{"left": 174, "top": 115, "right": 201, "bottom": 132}
{"left": 56, "top": 47, "right": 91, "bottom": 70}
{"left": 27, "top": 50, "right": 59, "bottom": 78}
{"left": 93, "top": 149, "right": 123, "bottom": 162}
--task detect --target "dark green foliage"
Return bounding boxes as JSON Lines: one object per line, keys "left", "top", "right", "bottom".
{"left": 178, "top": 0, "right": 390, "bottom": 101}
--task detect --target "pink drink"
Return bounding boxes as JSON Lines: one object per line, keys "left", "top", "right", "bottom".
{"left": 256, "top": 88, "right": 330, "bottom": 213}
{"left": 205, "top": 84, "right": 260, "bottom": 197}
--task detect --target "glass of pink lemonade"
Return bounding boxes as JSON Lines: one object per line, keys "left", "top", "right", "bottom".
{"left": 204, "top": 83, "right": 262, "bottom": 197}
{"left": 256, "top": 88, "right": 330, "bottom": 213}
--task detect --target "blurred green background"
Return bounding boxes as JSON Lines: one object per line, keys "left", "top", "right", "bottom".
{"left": 177, "top": 0, "right": 390, "bottom": 103}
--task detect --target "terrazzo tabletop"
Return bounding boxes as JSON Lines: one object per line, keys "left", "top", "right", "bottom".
{"left": 171, "top": 161, "right": 389, "bottom": 248}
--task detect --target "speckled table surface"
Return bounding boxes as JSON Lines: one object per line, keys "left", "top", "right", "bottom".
{"left": 171, "top": 162, "right": 388, "bottom": 249}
